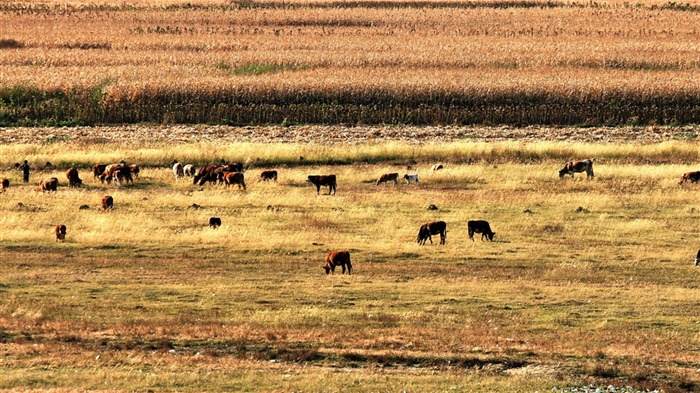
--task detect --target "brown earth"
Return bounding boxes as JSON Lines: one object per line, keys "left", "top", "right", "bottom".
{"left": 1, "top": 125, "right": 698, "bottom": 144}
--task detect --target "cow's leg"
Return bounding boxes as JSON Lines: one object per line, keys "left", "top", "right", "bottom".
{"left": 341, "top": 264, "right": 346, "bottom": 274}
{"left": 428, "top": 234, "right": 433, "bottom": 244}
{"left": 316, "top": 185, "right": 320, "bottom": 194}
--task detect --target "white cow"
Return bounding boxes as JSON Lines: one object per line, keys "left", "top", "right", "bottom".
{"left": 403, "top": 174, "right": 419, "bottom": 185}
{"left": 183, "top": 164, "right": 196, "bottom": 177}
{"left": 172, "top": 161, "right": 184, "bottom": 181}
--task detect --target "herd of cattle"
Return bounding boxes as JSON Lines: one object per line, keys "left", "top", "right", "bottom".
{"left": 4, "top": 158, "right": 700, "bottom": 274}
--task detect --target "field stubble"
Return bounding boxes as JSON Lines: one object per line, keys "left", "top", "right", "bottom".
{"left": 1, "top": 140, "right": 700, "bottom": 391}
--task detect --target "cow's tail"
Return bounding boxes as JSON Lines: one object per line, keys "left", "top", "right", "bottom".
{"left": 347, "top": 253, "right": 352, "bottom": 274}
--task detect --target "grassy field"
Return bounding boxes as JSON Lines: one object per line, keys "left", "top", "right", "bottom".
{"left": 1, "top": 140, "right": 700, "bottom": 391}
{"left": 2, "top": 0, "right": 700, "bottom": 125}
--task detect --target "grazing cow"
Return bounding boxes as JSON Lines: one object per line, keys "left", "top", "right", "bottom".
{"left": 55, "top": 224, "right": 67, "bottom": 242}
{"left": 559, "top": 159, "right": 594, "bottom": 179}
{"left": 209, "top": 217, "right": 221, "bottom": 229}
{"left": 66, "top": 167, "right": 82, "bottom": 188}
{"left": 93, "top": 164, "right": 107, "bottom": 180}
{"left": 173, "top": 161, "right": 184, "bottom": 181}
{"left": 680, "top": 171, "right": 700, "bottom": 185}
{"left": 417, "top": 221, "right": 447, "bottom": 245}
{"left": 129, "top": 164, "right": 140, "bottom": 178}
{"left": 467, "top": 220, "right": 495, "bottom": 241}
{"left": 39, "top": 177, "right": 58, "bottom": 192}
{"left": 323, "top": 251, "right": 352, "bottom": 275}
{"left": 194, "top": 165, "right": 219, "bottom": 186}
{"left": 0, "top": 178, "right": 9, "bottom": 192}
{"left": 431, "top": 164, "right": 444, "bottom": 173}
{"left": 307, "top": 175, "right": 337, "bottom": 195}
{"left": 101, "top": 164, "right": 133, "bottom": 185}
{"left": 223, "top": 172, "right": 246, "bottom": 190}
{"left": 403, "top": 174, "right": 419, "bottom": 185}
{"left": 101, "top": 195, "right": 114, "bottom": 210}
{"left": 222, "top": 163, "right": 243, "bottom": 173}
{"left": 260, "top": 170, "right": 278, "bottom": 182}
{"left": 183, "top": 164, "right": 196, "bottom": 177}
{"left": 376, "top": 173, "right": 399, "bottom": 187}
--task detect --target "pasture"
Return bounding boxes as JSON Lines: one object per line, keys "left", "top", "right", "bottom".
{"left": 1, "top": 140, "right": 700, "bottom": 391}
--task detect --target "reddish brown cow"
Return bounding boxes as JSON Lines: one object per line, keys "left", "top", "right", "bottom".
{"left": 194, "top": 165, "right": 219, "bottom": 185}
{"left": 323, "top": 251, "right": 352, "bottom": 275}
{"left": 55, "top": 224, "right": 67, "bottom": 242}
{"left": 102, "top": 195, "right": 114, "bottom": 210}
{"left": 679, "top": 171, "right": 700, "bottom": 185}
{"left": 559, "top": 159, "right": 594, "bottom": 179}
{"left": 129, "top": 164, "right": 140, "bottom": 178}
{"left": 0, "top": 178, "right": 9, "bottom": 192}
{"left": 376, "top": 173, "right": 399, "bottom": 187}
{"left": 223, "top": 172, "right": 246, "bottom": 190}
{"left": 66, "top": 167, "right": 82, "bottom": 188}
{"left": 417, "top": 221, "right": 447, "bottom": 245}
{"left": 260, "top": 170, "right": 278, "bottom": 182}
{"left": 307, "top": 175, "right": 337, "bottom": 195}
{"left": 39, "top": 177, "right": 58, "bottom": 192}
{"left": 93, "top": 164, "right": 107, "bottom": 180}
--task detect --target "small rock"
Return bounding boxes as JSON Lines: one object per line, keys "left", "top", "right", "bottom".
{"left": 427, "top": 204, "right": 439, "bottom": 210}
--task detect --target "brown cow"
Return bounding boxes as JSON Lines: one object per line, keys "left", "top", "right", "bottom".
{"left": 679, "top": 171, "right": 700, "bottom": 185}
{"left": 39, "top": 177, "right": 58, "bottom": 192}
{"left": 323, "top": 251, "right": 352, "bottom": 275}
{"left": 101, "top": 195, "right": 114, "bottom": 210}
{"left": 559, "top": 159, "right": 594, "bottom": 179}
{"left": 307, "top": 175, "right": 336, "bottom": 195}
{"left": 129, "top": 164, "right": 140, "bottom": 178}
{"left": 93, "top": 164, "right": 107, "bottom": 180}
{"left": 0, "top": 178, "right": 9, "bottom": 192}
{"left": 376, "top": 173, "right": 399, "bottom": 187}
{"left": 55, "top": 224, "right": 67, "bottom": 242}
{"left": 194, "top": 165, "right": 219, "bottom": 186}
{"left": 66, "top": 167, "right": 82, "bottom": 188}
{"left": 223, "top": 172, "right": 246, "bottom": 190}
{"left": 417, "top": 221, "right": 447, "bottom": 245}
{"left": 260, "top": 170, "right": 278, "bottom": 182}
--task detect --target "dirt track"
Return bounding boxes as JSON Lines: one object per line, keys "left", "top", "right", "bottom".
{"left": 0, "top": 125, "right": 698, "bottom": 144}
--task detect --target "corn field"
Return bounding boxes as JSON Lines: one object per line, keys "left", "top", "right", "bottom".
{"left": 2, "top": 0, "right": 700, "bottom": 125}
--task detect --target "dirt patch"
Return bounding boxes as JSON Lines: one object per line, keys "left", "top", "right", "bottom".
{"left": 1, "top": 125, "right": 698, "bottom": 145}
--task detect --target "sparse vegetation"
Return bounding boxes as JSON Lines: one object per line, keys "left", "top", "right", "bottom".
{"left": 1, "top": 140, "right": 700, "bottom": 391}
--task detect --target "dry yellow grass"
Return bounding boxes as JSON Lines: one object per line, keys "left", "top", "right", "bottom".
{"left": 2, "top": 141, "right": 700, "bottom": 391}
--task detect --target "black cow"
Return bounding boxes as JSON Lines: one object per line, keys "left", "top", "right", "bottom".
{"left": 467, "top": 220, "right": 495, "bottom": 241}
{"left": 307, "top": 175, "right": 337, "bottom": 195}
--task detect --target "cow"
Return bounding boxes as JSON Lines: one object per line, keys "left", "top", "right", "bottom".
{"left": 101, "top": 195, "right": 114, "bottom": 210}
{"left": 209, "top": 217, "right": 221, "bottom": 229}
{"left": 222, "top": 163, "right": 243, "bottom": 173}
{"left": 66, "top": 167, "right": 82, "bottom": 188}
{"left": 431, "top": 164, "right": 444, "bottom": 173}
{"left": 173, "top": 161, "right": 184, "bottom": 181}
{"left": 467, "top": 220, "right": 495, "bottom": 241}
{"left": 323, "top": 251, "right": 352, "bottom": 275}
{"left": 101, "top": 164, "right": 133, "bottom": 185}
{"left": 417, "top": 221, "right": 447, "bottom": 245}
{"left": 55, "top": 224, "right": 67, "bottom": 242}
{"left": 307, "top": 175, "right": 337, "bottom": 195}
{"left": 260, "top": 170, "right": 278, "bottom": 182}
{"left": 223, "top": 172, "right": 246, "bottom": 190}
{"left": 559, "top": 159, "right": 594, "bottom": 179}
{"left": 183, "top": 164, "right": 196, "bottom": 177}
{"left": 403, "top": 174, "right": 419, "bottom": 185}
{"left": 376, "top": 173, "right": 399, "bottom": 187}
{"left": 129, "top": 164, "right": 140, "bottom": 178}
{"left": 93, "top": 164, "right": 107, "bottom": 180}
{"left": 0, "top": 178, "right": 8, "bottom": 192}
{"left": 680, "top": 171, "right": 700, "bottom": 185}
{"left": 39, "top": 177, "right": 58, "bottom": 192}
{"left": 194, "top": 165, "right": 219, "bottom": 186}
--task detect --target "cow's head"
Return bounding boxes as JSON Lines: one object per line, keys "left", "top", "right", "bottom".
{"left": 322, "top": 263, "right": 331, "bottom": 274}
{"left": 487, "top": 232, "right": 495, "bottom": 241}
{"left": 695, "top": 258, "right": 699, "bottom": 267}
{"left": 558, "top": 168, "right": 568, "bottom": 179}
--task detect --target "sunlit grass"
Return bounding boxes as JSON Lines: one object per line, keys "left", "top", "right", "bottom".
{"left": 1, "top": 141, "right": 700, "bottom": 391}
